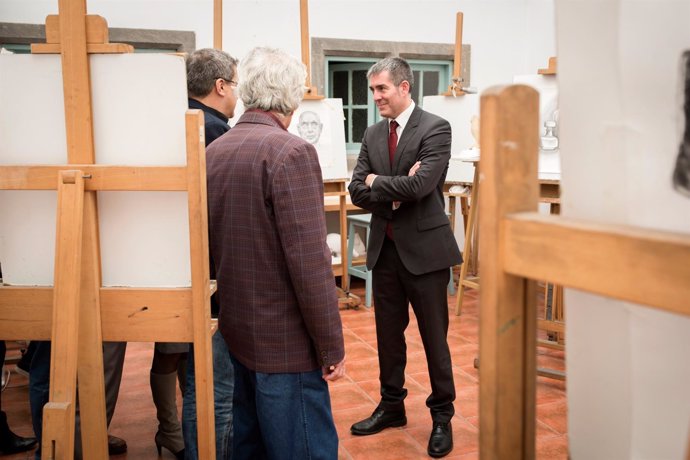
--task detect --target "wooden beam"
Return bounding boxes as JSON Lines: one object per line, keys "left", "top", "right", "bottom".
{"left": 478, "top": 84, "right": 539, "bottom": 460}
{"left": 0, "top": 165, "right": 188, "bottom": 191}
{"left": 32, "top": 14, "right": 133, "bottom": 54}
{"left": 76, "top": 191, "right": 108, "bottom": 459}
{"left": 300, "top": 0, "right": 323, "bottom": 99}
{"left": 32, "top": 43, "right": 133, "bottom": 54}
{"left": 503, "top": 213, "right": 690, "bottom": 317}
{"left": 185, "top": 110, "right": 217, "bottom": 460}
{"left": 214, "top": 0, "right": 222, "bottom": 49}
{"left": 0, "top": 286, "right": 216, "bottom": 342}
{"left": 46, "top": 170, "right": 85, "bottom": 459}
{"left": 443, "top": 12, "right": 465, "bottom": 96}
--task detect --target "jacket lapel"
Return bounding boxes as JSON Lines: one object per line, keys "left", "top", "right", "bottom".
{"left": 392, "top": 106, "right": 421, "bottom": 173}
{"left": 375, "top": 120, "right": 392, "bottom": 176}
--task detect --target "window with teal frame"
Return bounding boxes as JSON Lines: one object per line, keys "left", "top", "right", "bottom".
{"left": 327, "top": 57, "right": 451, "bottom": 153}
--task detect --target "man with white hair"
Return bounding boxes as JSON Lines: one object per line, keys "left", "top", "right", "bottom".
{"left": 205, "top": 47, "right": 346, "bottom": 459}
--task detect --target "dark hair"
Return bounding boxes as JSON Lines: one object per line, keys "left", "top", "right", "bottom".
{"left": 367, "top": 57, "right": 414, "bottom": 89}
{"left": 186, "top": 48, "right": 238, "bottom": 98}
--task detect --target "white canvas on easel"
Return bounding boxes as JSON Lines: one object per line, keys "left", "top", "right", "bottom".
{"left": 423, "top": 94, "right": 480, "bottom": 183}
{"left": 0, "top": 53, "right": 191, "bottom": 287}
{"left": 287, "top": 98, "right": 348, "bottom": 181}
{"left": 229, "top": 98, "right": 349, "bottom": 181}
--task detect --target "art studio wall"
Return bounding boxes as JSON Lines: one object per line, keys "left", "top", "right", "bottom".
{"left": 1, "top": 0, "right": 556, "bottom": 93}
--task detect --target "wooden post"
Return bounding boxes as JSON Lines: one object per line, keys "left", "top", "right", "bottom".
{"left": 300, "top": 0, "right": 323, "bottom": 100}
{"left": 186, "top": 110, "right": 217, "bottom": 460}
{"left": 478, "top": 84, "right": 539, "bottom": 460}
{"left": 49, "top": 3, "right": 110, "bottom": 459}
{"left": 443, "top": 12, "right": 465, "bottom": 96}
{"left": 43, "top": 171, "right": 85, "bottom": 460}
{"left": 214, "top": 0, "right": 222, "bottom": 49}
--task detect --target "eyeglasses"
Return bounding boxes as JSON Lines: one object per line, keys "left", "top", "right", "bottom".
{"left": 217, "top": 77, "right": 238, "bottom": 87}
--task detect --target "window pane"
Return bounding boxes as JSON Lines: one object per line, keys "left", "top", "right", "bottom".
{"left": 411, "top": 70, "right": 421, "bottom": 105}
{"left": 333, "top": 71, "right": 349, "bottom": 102}
{"left": 343, "top": 109, "right": 350, "bottom": 143}
{"left": 352, "top": 109, "right": 368, "bottom": 144}
{"left": 352, "top": 70, "right": 368, "bottom": 105}
{"left": 423, "top": 71, "right": 440, "bottom": 96}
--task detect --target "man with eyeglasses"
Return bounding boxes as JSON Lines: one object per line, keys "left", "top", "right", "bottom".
{"left": 178, "top": 48, "right": 239, "bottom": 460}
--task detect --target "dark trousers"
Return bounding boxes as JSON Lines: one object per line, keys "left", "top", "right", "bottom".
{"left": 372, "top": 237, "right": 455, "bottom": 422}
{"left": 29, "top": 340, "right": 126, "bottom": 459}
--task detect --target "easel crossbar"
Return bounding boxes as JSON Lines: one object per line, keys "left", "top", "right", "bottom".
{"left": 503, "top": 213, "right": 690, "bottom": 317}
{"left": 0, "top": 286, "right": 215, "bottom": 342}
{"left": 0, "top": 165, "right": 188, "bottom": 191}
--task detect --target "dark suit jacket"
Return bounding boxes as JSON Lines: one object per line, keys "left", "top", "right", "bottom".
{"left": 206, "top": 110, "right": 344, "bottom": 373}
{"left": 349, "top": 105, "right": 462, "bottom": 275}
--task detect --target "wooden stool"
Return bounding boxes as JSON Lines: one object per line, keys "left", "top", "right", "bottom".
{"left": 347, "top": 213, "right": 373, "bottom": 307}
{"left": 346, "top": 213, "right": 456, "bottom": 308}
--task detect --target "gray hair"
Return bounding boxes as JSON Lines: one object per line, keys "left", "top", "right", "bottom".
{"left": 238, "top": 47, "right": 306, "bottom": 115}
{"left": 186, "top": 48, "right": 238, "bottom": 98}
{"left": 367, "top": 57, "right": 414, "bottom": 89}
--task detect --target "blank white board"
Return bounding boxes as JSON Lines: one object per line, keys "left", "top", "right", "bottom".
{"left": 423, "top": 95, "right": 480, "bottom": 183}
{"left": 0, "top": 53, "right": 191, "bottom": 287}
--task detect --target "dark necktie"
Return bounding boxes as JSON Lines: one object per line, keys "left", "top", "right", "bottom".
{"left": 388, "top": 120, "right": 399, "bottom": 166}
{"left": 386, "top": 120, "right": 399, "bottom": 240}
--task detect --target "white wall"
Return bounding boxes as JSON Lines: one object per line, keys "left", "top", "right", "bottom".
{"left": 1, "top": 0, "right": 556, "bottom": 91}
{"left": 557, "top": 0, "right": 690, "bottom": 458}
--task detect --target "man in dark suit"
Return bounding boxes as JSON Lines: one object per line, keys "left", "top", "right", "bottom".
{"left": 348, "top": 57, "right": 462, "bottom": 458}
{"left": 206, "top": 47, "right": 346, "bottom": 460}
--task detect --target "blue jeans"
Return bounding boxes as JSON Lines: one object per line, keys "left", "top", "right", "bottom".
{"left": 183, "top": 330, "right": 234, "bottom": 460}
{"left": 230, "top": 354, "right": 338, "bottom": 460}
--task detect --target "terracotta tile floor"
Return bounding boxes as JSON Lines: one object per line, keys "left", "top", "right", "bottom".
{"left": 1, "top": 280, "right": 568, "bottom": 459}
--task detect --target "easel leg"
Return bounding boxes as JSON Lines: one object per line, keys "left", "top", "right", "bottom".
{"left": 455, "top": 167, "right": 480, "bottom": 316}
{"left": 43, "top": 171, "right": 85, "bottom": 460}
{"left": 75, "top": 192, "right": 109, "bottom": 459}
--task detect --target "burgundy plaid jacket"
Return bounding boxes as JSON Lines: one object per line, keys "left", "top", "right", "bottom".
{"left": 206, "top": 110, "right": 344, "bottom": 373}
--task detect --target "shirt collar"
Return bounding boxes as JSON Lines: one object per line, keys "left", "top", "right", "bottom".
{"left": 188, "top": 98, "right": 229, "bottom": 123}
{"left": 390, "top": 100, "right": 415, "bottom": 131}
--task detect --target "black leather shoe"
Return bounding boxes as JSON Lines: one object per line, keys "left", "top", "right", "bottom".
{"left": 427, "top": 421, "right": 453, "bottom": 458}
{"left": 350, "top": 408, "right": 407, "bottom": 435}
{"left": 0, "top": 411, "right": 37, "bottom": 454}
{"left": 108, "top": 435, "right": 127, "bottom": 455}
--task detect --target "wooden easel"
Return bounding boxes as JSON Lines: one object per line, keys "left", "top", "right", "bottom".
{"left": 324, "top": 179, "right": 360, "bottom": 308}
{"left": 0, "top": 5, "right": 216, "bottom": 459}
{"left": 442, "top": 12, "right": 467, "bottom": 96}
{"left": 300, "top": 0, "right": 324, "bottom": 100}
{"left": 296, "top": 0, "right": 358, "bottom": 306}
{"left": 477, "top": 83, "right": 690, "bottom": 460}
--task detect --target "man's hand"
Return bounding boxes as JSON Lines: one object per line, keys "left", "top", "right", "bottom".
{"left": 322, "top": 357, "right": 346, "bottom": 382}
{"left": 408, "top": 161, "right": 421, "bottom": 176}
{"left": 365, "top": 174, "right": 377, "bottom": 188}
{"left": 392, "top": 162, "right": 421, "bottom": 209}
